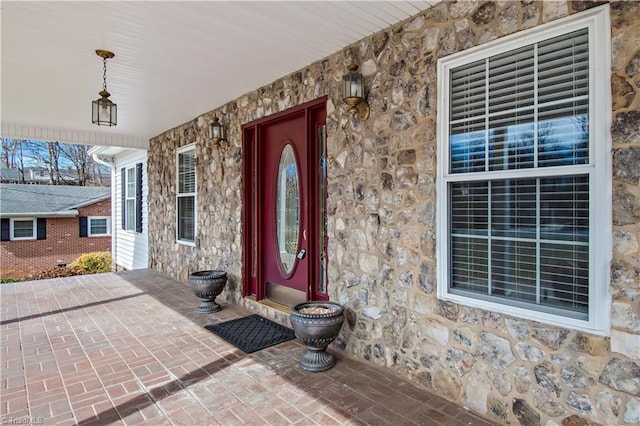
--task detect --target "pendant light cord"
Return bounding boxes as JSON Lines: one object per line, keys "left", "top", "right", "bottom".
{"left": 103, "top": 57, "right": 108, "bottom": 92}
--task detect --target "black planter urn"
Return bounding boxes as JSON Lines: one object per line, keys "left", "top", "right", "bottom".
{"left": 188, "top": 270, "right": 227, "bottom": 314}
{"left": 289, "top": 301, "right": 344, "bottom": 372}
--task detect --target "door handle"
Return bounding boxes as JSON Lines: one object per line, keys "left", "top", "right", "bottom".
{"left": 297, "top": 249, "right": 306, "bottom": 259}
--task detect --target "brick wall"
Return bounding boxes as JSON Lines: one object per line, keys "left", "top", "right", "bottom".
{"left": 0, "top": 199, "right": 112, "bottom": 279}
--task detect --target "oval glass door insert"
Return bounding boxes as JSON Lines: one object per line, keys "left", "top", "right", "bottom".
{"left": 276, "top": 144, "right": 300, "bottom": 275}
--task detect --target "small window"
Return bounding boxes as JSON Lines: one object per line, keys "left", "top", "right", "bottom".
{"left": 125, "top": 167, "right": 136, "bottom": 231}
{"left": 88, "top": 217, "right": 111, "bottom": 237}
{"left": 10, "top": 218, "right": 36, "bottom": 240}
{"left": 177, "top": 145, "right": 196, "bottom": 245}
{"left": 437, "top": 7, "right": 611, "bottom": 334}
{"left": 120, "top": 163, "right": 143, "bottom": 233}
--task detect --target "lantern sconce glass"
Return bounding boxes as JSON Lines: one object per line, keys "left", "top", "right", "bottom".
{"left": 342, "top": 64, "right": 370, "bottom": 120}
{"left": 208, "top": 114, "right": 228, "bottom": 150}
{"left": 92, "top": 50, "right": 117, "bottom": 127}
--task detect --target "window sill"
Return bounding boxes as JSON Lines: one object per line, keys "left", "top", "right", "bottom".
{"left": 438, "top": 291, "right": 609, "bottom": 336}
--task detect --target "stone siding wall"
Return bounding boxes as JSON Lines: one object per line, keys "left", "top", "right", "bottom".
{"left": 147, "top": 1, "right": 639, "bottom": 424}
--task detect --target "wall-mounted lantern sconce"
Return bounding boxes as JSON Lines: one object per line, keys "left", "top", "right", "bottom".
{"left": 342, "top": 64, "right": 370, "bottom": 120}
{"left": 208, "top": 114, "right": 228, "bottom": 150}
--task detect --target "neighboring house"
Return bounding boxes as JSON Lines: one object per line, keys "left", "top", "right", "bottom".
{"left": 0, "top": 166, "right": 109, "bottom": 185}
{"left": 89, "top": 147, "right": 148, "bottom": 271}
{"left": 140, "top": 3, "right": 639, "bottom": 426}
{"left": 0, "top": 184, "right": 111, "bottom": 278}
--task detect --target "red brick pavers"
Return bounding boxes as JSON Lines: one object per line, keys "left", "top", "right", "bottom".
{"left": 1, "top": 270, "right": 498, "bottom": 425}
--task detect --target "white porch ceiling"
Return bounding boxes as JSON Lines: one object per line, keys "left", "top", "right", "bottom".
{"left": 1, "top": 1, "right": 439, "bottom": 149}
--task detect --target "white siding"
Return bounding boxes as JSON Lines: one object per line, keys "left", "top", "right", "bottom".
{"left": 113, "top": 150, "right": 148, "bottom": 270}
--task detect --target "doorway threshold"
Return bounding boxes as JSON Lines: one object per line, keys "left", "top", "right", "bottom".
{"left": 265, "top": 282, "right": 306, "bottom": 308}
{"left": 241, "top": 296, "right": 293, "bottom": 328}
{"left": 259, "top": 299, "right": 291, "bottom": 315}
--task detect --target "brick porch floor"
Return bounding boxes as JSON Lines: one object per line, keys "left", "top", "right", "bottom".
{"left": 1, "top": 269, "right": 497, "bottom": 425}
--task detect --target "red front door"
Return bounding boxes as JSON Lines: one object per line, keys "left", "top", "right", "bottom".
{"left": 261, "top": 111, "right": 308, "bottom": 296}
{"left": 243, "top": 98, "right": 327, "bottom": 306}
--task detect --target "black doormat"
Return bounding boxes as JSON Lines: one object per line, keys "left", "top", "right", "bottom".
{"left": 205, "top": 314, "right": 296, "bottom": 353}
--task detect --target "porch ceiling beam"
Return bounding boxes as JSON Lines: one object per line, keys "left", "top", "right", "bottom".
{"left": 1, "top": 122, "right": 148, "bottom": 149}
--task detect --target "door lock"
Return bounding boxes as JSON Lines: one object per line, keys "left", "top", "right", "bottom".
{"left": 297, "top": 249, "right": 306, "bottom": 259}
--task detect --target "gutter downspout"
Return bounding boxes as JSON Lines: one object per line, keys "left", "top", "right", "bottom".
{"left": 92, "top": 153, "right": 117, "bottom": 271}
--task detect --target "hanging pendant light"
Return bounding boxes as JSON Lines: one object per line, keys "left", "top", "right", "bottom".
{"left": 92, "top": 50, "right": 117, "bottom": 127}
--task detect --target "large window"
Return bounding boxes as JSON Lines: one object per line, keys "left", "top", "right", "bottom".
{"left": 437, "top": 7, "right": 611, "bottom": 333}
{"left": 177, "top": 145, "right": 196, "bottom": 245}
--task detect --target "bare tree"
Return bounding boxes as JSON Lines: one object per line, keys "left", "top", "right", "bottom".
{"left": 2, "top": 139, "right": 110, "bottom": 186}
{"left": 48, "top": 142, "right": 64, "bottom": 184}
{"left": 59, "top": 143, "right": 89, "bottom": 185}
{"left": 88, "top": 154, "right": 110, "bottom": 186}
{"left": 1, "top": 138, "right": 18, "bottom": 168}
{"left": 1, "top": 138, "right": 27, "bottom": 182}
{"left": 91, "top": 160, "right": 104, "bottom": 185}
{"left": 25, "top": 140, "right": 64, "bottom": 184}
{"left": 59, "top": 143, "right": 111, "bottom": 186}
{"left": 16, "top": 141, "right": 26, "bottom": 183}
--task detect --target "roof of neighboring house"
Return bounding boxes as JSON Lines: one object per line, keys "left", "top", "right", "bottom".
{"left": 0, "top": 184, "right": 110, "bottom": 217}
{"left": 0, "top": 168, "right": 20, "bottom": 181}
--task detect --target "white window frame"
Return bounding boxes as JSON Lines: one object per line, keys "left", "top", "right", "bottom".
{"left": 10, "top": 218, "right": 37, "bottom": 240}
{"left": 124, "top": 166, "right": 136, "bottom": 232}
{"left": 88, "top": 216, "right": 111, "bottom": 237}
{"left": 176, "top": 144, "right": 196, "bottom": 246}
{"left": 436, "top": 6, "right": 611, "bottom": 335}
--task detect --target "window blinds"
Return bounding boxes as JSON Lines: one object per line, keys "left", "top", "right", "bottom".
{"left": 449, "top": 29, "right": 589, "bottom": 174}
{"left": 447, "top": 29, "right": 591, "bottom": 319}
{"left": 177, "top": 196, "right": 195, "bottom": 242}
{"left": 177, "top": 148, "right": 196, "bottom": 243}
{"left": 178, "top": 150, "right": 196, "bottom": 194}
